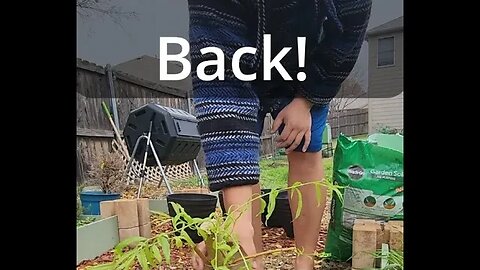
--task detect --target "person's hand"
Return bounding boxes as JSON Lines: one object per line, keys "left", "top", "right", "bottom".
{"left": 272, "top": 97, "right": 313, "bottom": 154}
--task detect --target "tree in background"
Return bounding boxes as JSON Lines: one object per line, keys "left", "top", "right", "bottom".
{"left": 77, "top": 0, "right": 137, "bottom": 29}
{"left": 328, "top": 68, "right": 367, "bottom": 137}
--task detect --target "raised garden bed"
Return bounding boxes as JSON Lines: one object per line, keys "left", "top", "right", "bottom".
{"left": 77, "top": 215, "right": 119, "bottom": 264}
{"left": 76, "top": 196, "right": 353, "bottom": 270}
{"left": 76, "top": 199, "right": 170, "bottom": 265}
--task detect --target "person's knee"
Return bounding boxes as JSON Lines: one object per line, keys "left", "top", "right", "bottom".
{"left": 287, "top": 150, "right": 323, "bottom": 164}
{"left": 287, "top": 151, "right": 324, "bottom": 176}
{"left": 237, "top": 223, "right": 255, "bottom": 239}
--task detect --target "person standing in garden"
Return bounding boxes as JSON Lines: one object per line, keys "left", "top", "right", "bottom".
{"left": 187, "top": 0, "right": 372, "bottom": 269}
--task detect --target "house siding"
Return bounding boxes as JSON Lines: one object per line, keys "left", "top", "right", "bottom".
{"left": 368, "top": 31, "right": 403, "bottom": 133}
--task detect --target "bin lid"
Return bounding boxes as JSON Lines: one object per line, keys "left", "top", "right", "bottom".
{"left": 367, "top": 133, "right": 403, "bottom": 153}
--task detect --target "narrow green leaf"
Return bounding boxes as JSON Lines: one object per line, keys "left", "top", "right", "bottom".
{"left": 111, "top": 249, "right": 134, "bottom": 267}
{"left": 197, "top": 228, "right": 208, "bottom": 241}
{"left": 223, "top": 244, "right": 240, "bottom": 263}
{"left": 172, "top": 215, "right": 181, "bottom": 227}
{"left": 315, "top": 251, "right": 331, "bottom": 258}
{"left": 292, "top": 181, "right": 302, "bottom": 188}
{"left": 314, "top": 182, "right": 322, "bottom": 207}
{"left": 174, "top": 219, "right": 186, "bottom": 229}
{"left": 258, "top": 197, "right": 267, "bottom": 217}
{"left": 87, "top": 262, "right": 115, "bottom": 270}
{"left": 223, "top": 214, "right": 235, "bottom": 231}
{"left": 116, "top": 253, "right": 136, "bottom": 270}
{"left": 266, "top": 189, "right": 279, "bottom": 223}
{"left": 137, "top": 252, "right": 149, "bottom": 270}
{"left": 151, "top": 244, "right": 163, "bottom": 264}
{"left": 174, "top": 237, "right": 183, "bottom": 248}
{"left": 218, "top": 243, "right": 231, "bottom": 252}
{"left": 170, "top": 202, "right": 182, "bottom": 215}
{"left": 114, "top": 236, "right": 146, "bottom": 255}
{"left": 143, "top": 245, "right": 155, "bottom": 266}
{"left": 180, "top": 230, "right": 195, "bottom": 246}
{"left": 192, "top": 217, "right": 204, "bottom": 224}
{"left": 159, "top": 236, "right": 171, "bottom": 264}
{"left": 294, "top": 187, "right": 303, "bottom": 220}
{"left": 180, "top": 211, "right": 194, "bottom": 224}
{"left": 170, "top": 202, "right": 184, "bottom": 226}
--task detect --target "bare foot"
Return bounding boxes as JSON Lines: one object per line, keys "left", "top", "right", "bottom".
{"left": 255, "top": 257, "right": 264, "bottom": 270}
{"left": 295, "top": 254, "right": 314, "bottom": 270}
{"left": 191, "top": 236, "right": 261, "bottom": 269}
{"left": 192, "top": 241, "right": 207, "bottom": 270}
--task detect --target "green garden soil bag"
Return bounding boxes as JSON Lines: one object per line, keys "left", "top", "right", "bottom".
{"left": 324, "top": 134, "right": 403, "bottom": 261}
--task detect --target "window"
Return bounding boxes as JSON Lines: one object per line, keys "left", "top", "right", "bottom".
{"left": 377, "top": 36, "right": 395, "bottom": 67}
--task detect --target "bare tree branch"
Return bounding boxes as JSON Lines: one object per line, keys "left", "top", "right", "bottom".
{"left": 77, "top": 0, "right": 137, "bottom": 29}
{"left": 328, "top": 68, "right": 367, "bottom": 137}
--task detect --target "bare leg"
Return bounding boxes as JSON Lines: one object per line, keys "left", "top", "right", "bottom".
{"left": 287, "top": 151, "right": 327, "bottom": 270}
{"left": 191, "top": 185, "right": 260, "bottom": 269}
{"left": 252, "top": 183, "right": 264, "bottom": 268}
{"left": 222, "top": 185, "right": 259, "bottom": 269}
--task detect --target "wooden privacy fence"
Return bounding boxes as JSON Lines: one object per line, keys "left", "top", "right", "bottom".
{"left": 76, "top": 58, "right": 195, "bottom": 183}
{"left": 76, "top": 59, "right": 276, "bottom": 183}
{"left": 327, "top": 108, "right": 368, "bottom": 138}
{"left": 76, "top": 59, "right": 368, "bottom": 183}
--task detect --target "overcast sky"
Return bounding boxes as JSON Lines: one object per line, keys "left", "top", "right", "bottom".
{"left": 77, "top": 0, "right": 403, "bottom": 82}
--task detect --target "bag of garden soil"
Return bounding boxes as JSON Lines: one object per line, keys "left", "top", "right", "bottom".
{"left": 324, "top": 134, "right": 403, "bottom": 261}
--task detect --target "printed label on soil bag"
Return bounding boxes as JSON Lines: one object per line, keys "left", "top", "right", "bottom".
{"left": 347, "top": 165, "right": 364, "bottom": 180}
{"left": 369, "top": 169, "right": 403, "bottom": 181}
{"left": 342, "top": 187, "right": 403, "bottom": 229}
{"left": 347, "top": 165, "right": 403, "bottom": 182}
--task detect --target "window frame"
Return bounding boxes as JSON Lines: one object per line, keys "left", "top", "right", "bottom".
{"left": 377, "top": 36, "right": 395, "bottom": 68}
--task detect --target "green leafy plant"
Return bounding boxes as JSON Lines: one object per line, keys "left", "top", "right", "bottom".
{"left": 376, "top": 124, "right": 402, "bottom": 135}
{"left": 77, "top": 193, "right": 83, "bottom": 220}
{"left": 77, "top": 217, "right": 97, "bottom": 227}
{"left": 77, "top": 184, "right": 86, "bottom": 219}
{"left": 372, "top": 248, "right": 404, "bottom": 270}
{"left": 89, "top": 179, "right": 344, "bottom": 270}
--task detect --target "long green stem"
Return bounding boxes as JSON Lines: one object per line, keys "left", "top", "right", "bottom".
{"left": 229, "top": 179, "right": 338, "bottom": 218}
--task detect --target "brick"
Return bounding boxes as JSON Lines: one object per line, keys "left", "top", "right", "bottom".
{"left": 388, "top": 220, "right": 403, "bottom": 229}
{"left": 352, "top": 223, "right": 378, "bottom": 269}
{"left": 136, "top": 198, "right": 150, "bottom": 226}
{"left": 139, "top": 222, "right": 152, "bottom": 238}
{"left": 115, "top": 199, "right": 139, "bottom": 229}
{"left": 355, "top": 219, "right": 376, "bottom": 226}
{"left": 389, "top": 224, "right": 404, "bottom": 251}
{"left": 118, "top": 227, "right": 140, "bottom": 245}
{"left": 100, "top": 200, "right": 116, "bottom": 219}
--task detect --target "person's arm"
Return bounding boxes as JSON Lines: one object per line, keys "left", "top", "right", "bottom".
{"left": 297, "top": 0, "right": 372, "bottom": 106}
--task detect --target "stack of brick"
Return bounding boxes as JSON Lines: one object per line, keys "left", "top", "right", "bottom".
{"left": 137, "top": 198, "right": 152, "bottom": 238}
{"left": 352, "top": 219, "right": 404, "bottom": 269}
{"left": 100, "top": 198, "right": 152, "bottom": 245}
